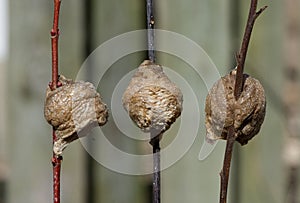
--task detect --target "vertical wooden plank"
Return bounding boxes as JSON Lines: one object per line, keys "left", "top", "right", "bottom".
{"left": 86, "top": 0, "right": 146, "bottom": 202}
{"left": 282, "top": 0, "right": 300, "bottom": 202}
{"left": 156, "top": 0, "right": 231, "bottom": 202}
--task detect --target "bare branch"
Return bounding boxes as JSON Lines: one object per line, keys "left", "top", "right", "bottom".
{"left": 219, "top": 1, "right": 267, "bottom": 203}
{"left": 50, "top": 1, "right": 62, "bottom": 203}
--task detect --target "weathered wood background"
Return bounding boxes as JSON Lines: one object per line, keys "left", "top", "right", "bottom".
{"left": 4, "top": 0, "right": 299, "bottom": 202}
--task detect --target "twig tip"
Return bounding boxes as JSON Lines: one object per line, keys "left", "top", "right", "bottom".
{"left": 255, "top": 5, "right": 268, "bottom": 17}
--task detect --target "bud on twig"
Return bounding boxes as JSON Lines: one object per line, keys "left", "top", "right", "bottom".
{"left": 205, "top": 69, "right": 266, "bottom": 145}
{"left": 122, "top": 60, "right": 183, "bottom": 137}
{"left": 44, "top": 75, "right": 108, "bottom": 155}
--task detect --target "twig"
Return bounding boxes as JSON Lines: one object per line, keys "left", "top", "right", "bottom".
{"left": 219, "top": 1, "right": 267, "bottom": 203}
{"left": 219, "top": 126, "right": 235, "bottom": 203}
{"left": 150, "top": 132, "right": 161, "bottom": 203}
{"left": 146, "top": 1, "right": 160, "bottom": 202}
{"left": 50, "top": 1, "right": 62, "bottom": 203}
{"left": 50, "top": 0, "right": 61, "bottom": 90}
{"left": 146, "top": 0, "right": 155, "bottom": 62}
{"left": 234, "top": 1, "right": 267, "bottom": 99}
{"left": 52, "top": 150, "right": 62, "bottom": 203}
{"left": 229, "top": 0, "right": 241, "bottom": 201}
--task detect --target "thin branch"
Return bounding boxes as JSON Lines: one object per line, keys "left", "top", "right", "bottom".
{"left": 50, "top": 1, "right": 62, "bottom": 203}
{"left": 219, "top": 126, "right": 235, "bottom": 203}
{"left": 229, "top": 0, "right": 241, "bottom": 201}
{"left": 234, "top": 1, "right": 267, "bottom": 99}
{"left": 146, "top": 0, "right": 155, "bottom": 62}
{"left": 146, "top": 1, "right": 160, "bottom": 202}
{"left": 219, "top": 1, "right": 267, "bottom": 203}
{"left": 52, "top": 152, "right": 62, "bottom": 203}
{"left": 150, "top": 132, "right": 161, "bottom": 203}
{"left": 50, "top": 0, "right": 61, "bottom": 90}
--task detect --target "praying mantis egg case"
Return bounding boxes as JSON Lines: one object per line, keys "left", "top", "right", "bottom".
{"left": 44, "top": 75, "right": 108, "bottom": 155}
{"left": 122, "top": 60, "right": 183, "bottom": 135}
{"left": 205, "top": 69, "right": 266, "bottom": 145}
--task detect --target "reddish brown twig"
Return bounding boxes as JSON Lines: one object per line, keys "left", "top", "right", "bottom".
{"left": 50, "top": 0, "right": 61, "bottom": 90}
{"left": 50, "top": 1, "right": 62, "bottom": 203}
{"left": 219, "top": 126, "right": 235, "bottom": 203}
{"left": 234, "top": 1, "right": 267, "bottom": 99}
{"left": 52, "top": 149, "right": 62, "bottom": 203}
{"left": 219, "top": 1, "right": 267, "bottom": 203}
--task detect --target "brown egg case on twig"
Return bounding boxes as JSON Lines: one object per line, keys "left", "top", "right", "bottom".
{"left": 205, "top": 69, "right": 266, "bottom": 145}
{"left": 122, "top": 60, "right": 183, "bottom": 138}
{"left": 44, "top": 75, "right": 108, "bottom": 155}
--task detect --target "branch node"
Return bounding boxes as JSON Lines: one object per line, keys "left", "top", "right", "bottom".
{"left": 51, "top": 156, "right": 63, "bottom": 167}
{"left": 255, "top": 5, "right": 268, "bottom": 18}
{"left": 50, "top": 29, "right": 60, "bottom": 39}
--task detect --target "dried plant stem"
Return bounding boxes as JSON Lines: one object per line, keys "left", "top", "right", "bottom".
{"left": 219, "top": 1, "right": 267, "bottom": 203}
{"left": 146, "top": 1, "right": 160, "bottom": 202}
{"left": 219, "top": 126, "right": 235, "bottom": 203}
{"left": 234, "top": 1, "right": 267, "bottom": 99}
{"left": 50, "top": 1, "right": 62, "bottom": 203}
{"left": 150, "top": 133, "right": 161, "bottom": 203}
{"left": 146, "top": 0, "right": 155, "bottom": 62}
{"left": 52, "top": 151, "right": 62, "bottom": 203}
{"left": 50, "top": 0, "right": 61, "bottom": 90}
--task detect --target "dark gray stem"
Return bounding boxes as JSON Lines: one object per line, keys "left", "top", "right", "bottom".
{"left": 150, "top": 131, "right": 161, "bottom": 203}
{"left": 146, "top": 0, "right": 155, "bottom": 62}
